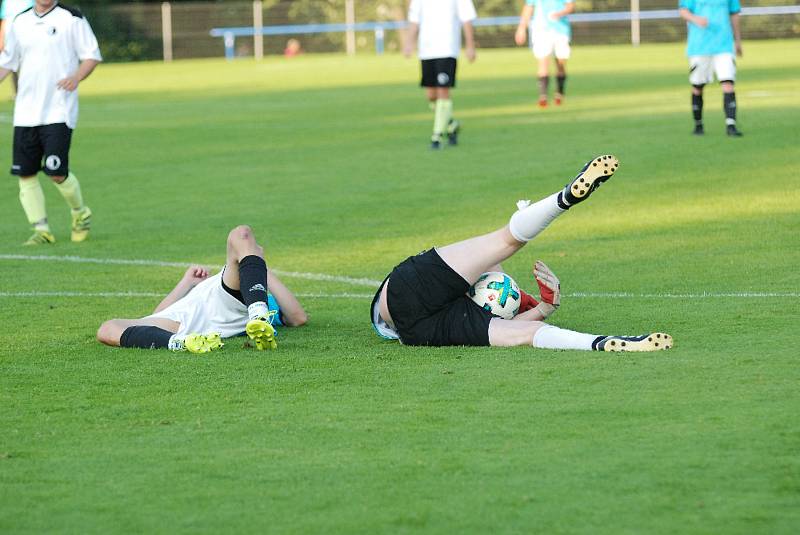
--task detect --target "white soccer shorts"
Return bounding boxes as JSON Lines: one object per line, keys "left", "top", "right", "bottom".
{"left": 532, "top": 31, "right": 571, "bottom": 60}
{"left": 689, "top": 53, "right": 736, "bottom": 85}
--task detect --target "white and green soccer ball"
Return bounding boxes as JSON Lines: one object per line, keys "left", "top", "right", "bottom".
{"left": 468, "top": 271, "right": 521, "bottom": 320}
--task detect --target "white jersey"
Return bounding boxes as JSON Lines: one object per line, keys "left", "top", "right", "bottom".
{"left": 0, "top": 2, "right": 102, "bottom": 129}
{"left": 147, "top": 272, "right": 251, "bottom": 339}
{"left": 408, "top": 0, "right": 476, "bottom": 60}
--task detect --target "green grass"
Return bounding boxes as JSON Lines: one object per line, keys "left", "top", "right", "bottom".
{"left": 1, "top": 40, "right": 799, "bottom": 533}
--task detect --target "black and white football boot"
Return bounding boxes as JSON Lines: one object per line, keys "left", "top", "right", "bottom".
{"left": 557, "top": 154, "right": 619, "bottom": 210}
{"left": 593, "top": 332, "right": 673, "bottom": 352}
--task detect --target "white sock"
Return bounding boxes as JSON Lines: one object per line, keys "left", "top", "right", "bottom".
{"left": 167, "top": 335, "right": 185, "bottom": 351}
{"left": 509, "top": 192, "right": 565, "bottom": 242}
{"left": 248, "top": 301, "right": 269, "bottom": 321}
{"left": 532, "top": 324, "right": 602, "bottom": 351}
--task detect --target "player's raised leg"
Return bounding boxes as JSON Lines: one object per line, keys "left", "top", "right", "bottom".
{"left": 222, "top": 225, "right": 277, "bottom": 350}
{"left": 438, "top": 155, "right": 619, "bottom": 285}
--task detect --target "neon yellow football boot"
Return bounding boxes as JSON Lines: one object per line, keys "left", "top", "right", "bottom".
{"left": 71, "top": 206, "right": 92, "bottom": 242}
{"left": 23, "top": 229, "right": 56, "bottom": 246}
{"left": 245, "top": 316, "right": 277, "bottom": 350}
{"left": 182, "top": 333, "right": 224, "bottom": 354}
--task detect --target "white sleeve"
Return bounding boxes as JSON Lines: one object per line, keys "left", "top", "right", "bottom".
{"left": 0, "top": 23, "right": 19, "bottom": 71}
{"left": 408, "top": 0, "right": 421, "bottom": 23}
{"left": 458, "top": 0, "right": 477, "bottom": 22}
{"left": 72, "top": 16, "right": 103, "bottom": 62}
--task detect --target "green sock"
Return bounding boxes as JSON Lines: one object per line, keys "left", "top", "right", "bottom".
{"left": 19, "top": 177, "right": 49, "bottom": 229}
{"left": 433, "top": 99, "right": 448, "bottom": 138}
{"left": 440, "top": 99, "right": 453, "bottom": 131}
{"left": 54, "top": 172, "right": 85, "bottom": 211}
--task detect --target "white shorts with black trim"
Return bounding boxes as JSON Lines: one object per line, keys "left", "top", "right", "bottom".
{"left": 689, "top": 53, "right": 736, "bottom": 85}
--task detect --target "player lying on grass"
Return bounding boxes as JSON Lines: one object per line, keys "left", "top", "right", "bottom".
{"left": 370, "top": 155, "right": 673, "bottom": 351}
{"left": 97, "top": 225, "right": 307, "bottom": 353}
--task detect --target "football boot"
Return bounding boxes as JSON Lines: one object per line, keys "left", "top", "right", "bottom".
{"left": 595, "top": 333, "right": 673, "bottom": 352}
{"left": 71, "top": 206, "right": 92, "bottom": 242}
{"left": 560, "top": 155, "right": 619, "bottom": 208}
{"left": 23, "top": 229, "right": 55, "bottom": 246}
{"left": 246, "top": 317, "right": 277, "bottom": 350}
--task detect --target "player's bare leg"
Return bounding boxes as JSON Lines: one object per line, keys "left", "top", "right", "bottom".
{"left": 222, "top": 225, "right": 277, "bottom": 350}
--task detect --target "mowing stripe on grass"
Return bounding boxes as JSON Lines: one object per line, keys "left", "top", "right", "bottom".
{"left": 0, "top": 291, "right": 796, "bottom": 299}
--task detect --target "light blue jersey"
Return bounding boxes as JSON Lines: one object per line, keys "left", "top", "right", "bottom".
{"left": 267, "top": 294, "right": 284, "bottom": 327}
{"left": 680, "top": 0, "right": 740, "bottom": 56}
{"left": 527, "top": 0, "right": 572, "bottom": 38}
{"left": 0, "top": 0, "right": 33, "bottom": 20}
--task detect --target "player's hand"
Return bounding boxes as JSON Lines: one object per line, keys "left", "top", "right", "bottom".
{"left": 402, "top": 41, "right": 413, "bottom": 58}
{"left": 735, "top": 42, "right": 743, "bottom": 57}
{"left": 182, "top": 265, "right": 209, "bottom": 286}
{"left": 466, "top": 46, "right": 476, "bottom": 63}
{"left": 534, "top": 260, "right": 560, "bottom": 307}
{"left": 693, "top": 16, "right": 709, "bottom": 28}
{"left": 514, "top": 27, "right": 527, "bottom": 46}
{"left": 548, "top": 12, "right": 561, "bottom": 21}
{"left": 57, "top": 75, "right": 80, "bottom": 92}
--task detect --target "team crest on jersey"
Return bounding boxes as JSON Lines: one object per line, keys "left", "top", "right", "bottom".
{"left": 45, "top": 155, "right": 61, "bottom": 171}
{"left": 437, "top": 72, "right": 450, "bottom": 85}
{"left": 48, "top": 27, "right": 57, "bottom": 36}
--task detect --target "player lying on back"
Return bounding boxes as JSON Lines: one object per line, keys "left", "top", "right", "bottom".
{"left": 97, "top": 226, "right": 307, "bottom": 353}
{"left": 370, "top": 155, "right": 673, "bottom": 351}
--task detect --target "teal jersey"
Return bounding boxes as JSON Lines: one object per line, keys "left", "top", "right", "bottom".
{"left": 267, "top": 294, "right": 283, "bottom": 327}
{"left": 0, "top": 0, "right": 33, "bottom": 20}
{"left": 680, "top": 0, "right": 740, "bottom": 56}
{"left": 527, "top": 0, "right": 572, "bottom": 37}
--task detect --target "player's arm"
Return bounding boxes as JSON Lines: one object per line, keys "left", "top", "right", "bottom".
{"left": 403, "top": 22, "right": 419, "bottom": 58}
{"left": 513, "top": 260, "right": 560, "bottom": 321}
{"left": 153, "top": 266, "right": 209, "bottom": 314}
{"left": 463, "top": 20, "right": 476, "bottom": 62}
{"left": 731, "top": 12, "right": 742, "bottom": 56}
{"left": 0, "top": 67, "right": 10, "bottom": 83}
{"left": 267, "top": 272, "right": 308, "bottom": 327}
{"left": 550, "top": 1, "right": 575, "bottom": 20}
{"left": 57, "top": 58, "right": 100, "bottom": 92}
{"left": 515, "top": 4, "right": 534, "bottom": 46}
{"left": 679, "top": 7, "right": 708, "bottom": 28}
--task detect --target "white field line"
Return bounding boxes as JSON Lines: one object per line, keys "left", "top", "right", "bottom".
{"left": 0, "top": 254, "right": 797, "bottom": 299}
{"left": 0, "top": 254, "right": 382, "bottom": 287}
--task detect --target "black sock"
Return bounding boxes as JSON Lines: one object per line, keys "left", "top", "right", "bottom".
{"left": 538, "top": 76, "right": 549, "bottom": 99}
{"left": 692, "top": 93, "right": 703, "bottom": 125}
{"left": 120, "top": 326, "right": 173, "bottom": 349}
{"left": 723, "top": 92, "right": 737, "bottom": 124}
{"left": 238, "top": 255, "right": 268, "bottom": 307}
{"left": 556, "top": 75, "right": 566, "bottom": 95}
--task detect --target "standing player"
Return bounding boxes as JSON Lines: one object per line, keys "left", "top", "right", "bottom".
{"left": 370, "top": 155, "right": 673, "bottom": 351}
{"left": 679, "top": 0, "right": 743, "bottom": 136}
{"left": 515, "top": 0, "right": 575, "bottom": 107}
{"left": 0, "top": 0, "right": 33, "bottom": 96}
{"left": 97, "top": 226, "right": 308, "bottom": 353}
{"left": 403, "top": 0, "right": 477, "bottom": 150}
{"left": 0, "top": 0, "right": 101, "bottom": 245}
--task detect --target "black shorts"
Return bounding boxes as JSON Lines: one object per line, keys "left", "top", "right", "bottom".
{"left": 12, "top": 123, "right": 72, "bottom": 177}
{"left": 385, "top": 249, "right": 492, "bottom": 346}
{"left": 421, "top": 57, "right": 457, "bottom": 88}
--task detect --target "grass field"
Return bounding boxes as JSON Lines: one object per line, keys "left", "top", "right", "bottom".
{"left": 1, "top": 40, "right": 799, "bottom": 533}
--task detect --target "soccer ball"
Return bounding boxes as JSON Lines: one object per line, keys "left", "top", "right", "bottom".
{"left": 467, "top": 272, "right": 521, "bottom": 320}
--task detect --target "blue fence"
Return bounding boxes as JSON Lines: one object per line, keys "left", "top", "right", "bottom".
{"left": 210, "top": 6, "right": 800, "bottom": 59}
